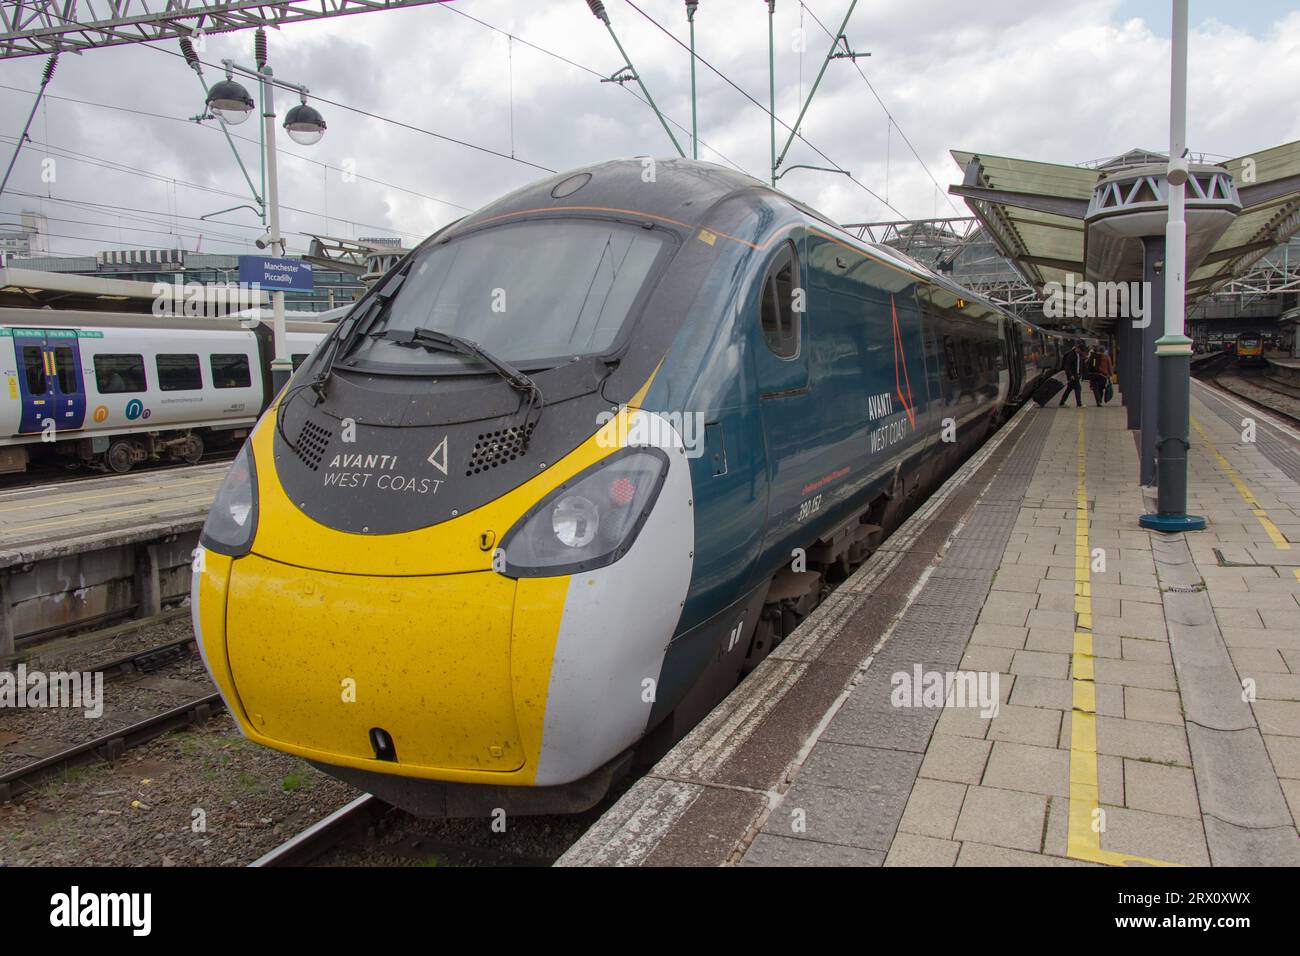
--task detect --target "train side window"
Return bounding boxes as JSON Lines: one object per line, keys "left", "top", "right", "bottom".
{"left": 54, "top": 347, "right": 77, "bottom": 393}
{"left": 211, "top": 353, "right": 252, "bottom": 389}
{"left": 942, "top": 336, "right": 957, "bottom": 380}
{"left": 759, "top": 244, "right": 800, "bottom": 359}
{"left": 94, "top": 354, "right": 146, "bottom": 393}
{"left": 21, "top": 346, "right": 46, "bottom": 393}
{"left": 292, "top": 353, "right": 308, "bottom": 370}
{"left": 157, "top": 353, "right": 202, "bottom": 391}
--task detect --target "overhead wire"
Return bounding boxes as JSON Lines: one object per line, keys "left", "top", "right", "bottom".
{"left": 797, "top": 0, "right": 963, "bottom": 217}
{"left": 619, "top": 0, "right": 905, "bottom": 217}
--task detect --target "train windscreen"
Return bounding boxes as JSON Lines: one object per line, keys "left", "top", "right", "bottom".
{"left": 344, "top": 219, "right": 668, "bottom": 371}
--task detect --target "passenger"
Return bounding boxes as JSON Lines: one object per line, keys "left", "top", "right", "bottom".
{"left": 1087, "top": 346, "right": 1114, "bottom": 405}
{"left": 1059, "top": 344, "right": 1085, "bottom": 407}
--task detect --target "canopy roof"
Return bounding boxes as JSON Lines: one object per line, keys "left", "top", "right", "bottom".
{"left": 949, "top": 141, "right": 1300, "bottom": 305}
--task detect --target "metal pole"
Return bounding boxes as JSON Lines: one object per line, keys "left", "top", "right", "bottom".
{"left": 182, "top": 43, "right": 263, "bottom": 213}
{"left": 0, "top": 54, "right": 57, "bottom": 199}
{"left": 261, "top": 64, "right": 291, "bottom": 394}
{"left": 768, "top": 0, "right": 776, "bottom": 185}
{"left": 587, "top": 2, "right": 684, "bottom": 158}
{"left": 687, "top": 1, "right": 698, "bottom": 160}
{"left": 1140, "top": 0, "right": 1204, "bottom": 532}
{"left": 774, "top": 0, "right": 859, "bottom": 175}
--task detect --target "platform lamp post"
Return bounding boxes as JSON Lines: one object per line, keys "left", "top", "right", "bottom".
{"left": 1139, "top": 0, "right": 1205, "bottom": 533}
{"left": 205, "top": 28, "right": 327, "bottom": 393}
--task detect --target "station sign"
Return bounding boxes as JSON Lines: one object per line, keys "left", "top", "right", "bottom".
{"left": 238, "top": 255, "right": 314, "bottom": 292}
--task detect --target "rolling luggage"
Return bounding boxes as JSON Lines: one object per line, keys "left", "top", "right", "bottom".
{"left": 1033, "top": 377, "right": 1064, "bottom": 406}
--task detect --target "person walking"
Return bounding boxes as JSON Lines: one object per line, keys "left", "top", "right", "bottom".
{"left": 1087, "top": 346, "right": 1114, "bottom": 405}
{"left": 1059, "top": 343, "right": 1085, "bottom": 407}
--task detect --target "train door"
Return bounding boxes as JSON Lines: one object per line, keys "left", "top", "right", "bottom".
{"left": 11, "top": 331, "right": 86, "bottom": 434}
{"left": 50, "top": 336, "right": 87, "bottom": 431}
{"left": 751, "top": 239, "right": 819, "bottom": 533}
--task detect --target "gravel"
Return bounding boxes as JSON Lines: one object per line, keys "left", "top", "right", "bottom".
{"left": 0, "top": 711, "right": 357, "bottom": 866}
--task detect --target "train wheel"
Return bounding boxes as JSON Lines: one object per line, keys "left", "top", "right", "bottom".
{"left": 105, "top": 439, "right": 135, "bottom": 474}
{"left": 179, "top": 434, "right": 204, "bottom": 465}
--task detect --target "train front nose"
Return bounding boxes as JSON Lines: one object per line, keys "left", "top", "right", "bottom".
{"left": 224, "top": 558, "right": 528, "bottom": 773}
{"left": 192, "top": 409, "right": 696, "bottom": 788}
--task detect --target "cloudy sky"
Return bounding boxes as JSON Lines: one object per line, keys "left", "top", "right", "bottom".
{"left": 1, "top": 0, "right": 1297, "bottom": 258}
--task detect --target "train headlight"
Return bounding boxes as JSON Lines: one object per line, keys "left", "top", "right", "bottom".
{"left": 501, "top": 448, "right": 669, "bottom": 577}
{"left": 200, "top": 442, "right": 260, "bottom": 557}
{"left": 552, "top": 495, "right": 600, "bottom": 548}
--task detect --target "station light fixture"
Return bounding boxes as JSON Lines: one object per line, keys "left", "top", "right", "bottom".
{"left": 206, "top": 74, "right": 255, "bottom": 125}
{"left": 283, "top": 96, "right": 327, "bottom": 146}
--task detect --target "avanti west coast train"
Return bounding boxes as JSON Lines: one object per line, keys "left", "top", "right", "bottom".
{"left": 194, "top": 159, "right": 1073, "bottom": 817}
{"left": 0, "top": 310, "right": 329, "bottom": 474}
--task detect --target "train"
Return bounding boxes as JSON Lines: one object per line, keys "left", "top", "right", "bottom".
{"left": 0, "top": 309, "right": 330, "bottom": 474}
{"left": 1235, "top": 332, "right": 1264, "bottom": 366}
{"left": 192, "top": 158, "right": 1083, "bottom": 817}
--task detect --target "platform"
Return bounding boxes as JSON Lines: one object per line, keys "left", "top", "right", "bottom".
{"left": 0, "top": 464, "right": 224, "bottom": 653}
{"left": 0, "top": 464, "right": 224, "bottom": 559}
{"left": 559, "top": 385, "right": 1300, "bottom": 867}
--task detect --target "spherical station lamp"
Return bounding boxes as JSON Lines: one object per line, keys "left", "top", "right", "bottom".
{"left": 283, "top": 97, "right": 327, "bottom": 146}
{"left": 206, "top": 76, "right": 254, "bottom": 125}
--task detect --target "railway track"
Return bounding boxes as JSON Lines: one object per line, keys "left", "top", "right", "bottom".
{"left": 1196, "top": 360, "right": 1300, "bottom": 428}
{"left": 1, "top": 607, "right": 192, "bottom": 666}
{"left": 1, "top": 612, "right": 219, "bottom": 803}
{"left": 0, "top": 692, "right": 224, "bottom": 803}
{"left": 249, "top": 794, "right": 565, "bottom": 867}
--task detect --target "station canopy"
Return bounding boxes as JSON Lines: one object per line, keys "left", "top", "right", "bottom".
{"left": 949, "top": 140, "right": 1300, "bottom": 306}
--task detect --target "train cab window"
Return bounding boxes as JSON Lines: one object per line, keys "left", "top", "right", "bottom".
{"left": 54, "top": 347, "right": 77, "bottom": 393}
{"left": 292, "top": 353, "right": 308, "bottom": 370}
{"left": 21, "top": 346, "right": 46, "bottom": 393}
{"left": 157, "top": 353, "right": 203, "bottom": 391}
{"left": 961, "top": 341, "right": 974, "bottom": 377}
{"left": 760, "top": 244, "right": 800, "bottom": 359}
{"left": 210, "top": 353, "right": 252, "bottom": 389}
{"left": 94, "top": 354, "right": 146, "bottom": 393}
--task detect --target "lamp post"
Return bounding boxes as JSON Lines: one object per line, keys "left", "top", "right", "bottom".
{"left": 1139, "top": 0, "right": 1205, "bottom": 532}
{"left": 204, "top": 28, "right": 326, "bottom": 394}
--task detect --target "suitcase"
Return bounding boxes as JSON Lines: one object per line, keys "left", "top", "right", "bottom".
{"left": 1033, "top": 377, "right": 1064, "bottom": 406}
{"left": 1104, "top": 381, "right": 1114, "bottom": 403}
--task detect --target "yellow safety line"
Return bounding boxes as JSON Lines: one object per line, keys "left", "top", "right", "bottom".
{"left": 1066, "top": 409, "right": 1179, "bottom": 867}
{"left": 1190, "top": 417, "right": 1291, "bottom": 550}
{"left": 0, "top": 473, "right": 225, "bottom": 514}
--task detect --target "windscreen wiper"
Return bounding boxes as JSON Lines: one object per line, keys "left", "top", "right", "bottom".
{"left": 274, "top": 263, "right": 411, "bottom": 453}
{"left": 370, "top": 326, "right": 544, "bottom": 445}
{"left": 312, "top": 263, "right": 411, "bottom": 398}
